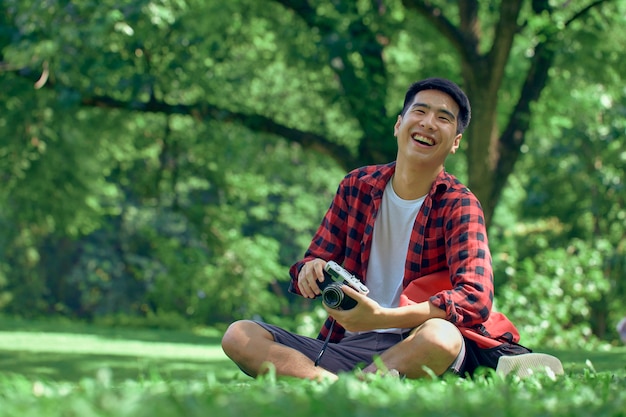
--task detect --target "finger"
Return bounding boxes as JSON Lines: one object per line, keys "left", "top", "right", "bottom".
{"left": 299, "top": 279, "right": 315, "bottom": 298}
{"left": 302, "top": 261, "right": 325, "bottom": 298}
{"left": 322, "top": 302, "right": 335, "bottom": 315}
{"left": 306, "top": 275, "right": 322, "bottom": 296}
{"left": 304, "top": 286, "right": 316, "bottom": 299}
{"left": 305, "top": 260, "right": 326, "bottom": 295}
{"left": 340, "top": 284, "right": 364, "bottom": 300}
{"left": 312, "top": 260, "right": 327, "bottom": 283}
{"left": 298, "top": 265, "right": 319, "bottom": 298}
{"left": 304, "top": 275, "right": 318, "bottom": 298}
{"left": 297, "top": 270, "right": 312, "bottom": 298}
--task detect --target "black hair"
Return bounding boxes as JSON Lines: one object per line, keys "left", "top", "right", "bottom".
{"left": 401, "top": 78, "right": 471, "bottom": 134}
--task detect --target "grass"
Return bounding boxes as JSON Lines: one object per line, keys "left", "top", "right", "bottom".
{"left": 0, "top": 316, "right": 625, "bottom": 417}
{"left": 0, "top": 317, "right": 240, "bottom": 384}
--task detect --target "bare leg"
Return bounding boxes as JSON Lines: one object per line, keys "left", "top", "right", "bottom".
{"left": 362, "top": 318, "right": 463, "bottom": 378}
{"left": 221, "top": 320, "right": 338, "bottom": 382}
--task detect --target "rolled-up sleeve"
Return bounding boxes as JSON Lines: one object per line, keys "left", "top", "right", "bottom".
{"left": 288, "top": 182, "right": 349, "bottom": 295}
{"left": 429, "top": 196, "right": 493, "bottom": 327}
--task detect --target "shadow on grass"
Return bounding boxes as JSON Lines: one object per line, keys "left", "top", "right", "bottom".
{"left": 0, "top": 316, "right": 248, "bottom": 384}
{"left": 2, "top": 316, "right": 624, "bottom": 383}
{"left": 0, "top": 350, "right": 242, "bottom": 384}
{"left": 3, "top": 345, "right": 622, "bottom": 385}
{"left": 0, "top": 315, "right": 226, "bottom": 346}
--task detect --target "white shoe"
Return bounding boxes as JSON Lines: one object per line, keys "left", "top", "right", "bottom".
{"left": 496, "top": 353, "right": 564, "bottom": 378}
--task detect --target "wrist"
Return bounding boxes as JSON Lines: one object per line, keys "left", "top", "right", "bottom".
{"left": 371, "top": 306, "right": 392, "bottom": 329}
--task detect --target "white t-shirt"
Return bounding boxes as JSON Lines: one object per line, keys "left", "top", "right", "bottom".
{"left": 353, "top": 179, "right": 425, "bottom": 334}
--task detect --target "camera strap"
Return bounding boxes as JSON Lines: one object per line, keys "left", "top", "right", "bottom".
{"left": 314, "top": 319, "right": 336, "bottom": 367}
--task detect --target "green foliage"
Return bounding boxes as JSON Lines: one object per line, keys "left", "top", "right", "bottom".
{"left": 1, "top": 0, "right": 626, "bottom": 350}
{"left": 490, "top": 64, "right": 626, "bottom": 348}
{"left": 0, "top": 78, "right": 343, "bottom": 322}
{"left": 494, "top": 236, "right": 612, "bottom": 349}
{"left": 0, "top": 0, "right": 354, "bottom": 323}
{"left": 0, "top": 366, "right": 624, "bottom": 417}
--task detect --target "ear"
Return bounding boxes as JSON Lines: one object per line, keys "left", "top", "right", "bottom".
{"left": 450, "top": 133, "right": 462, "bottom": 154}
{"left": 393, "top": 115, "right": 402, "bottom": 137}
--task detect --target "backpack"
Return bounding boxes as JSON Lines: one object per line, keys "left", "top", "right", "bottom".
{"left": 399, "top": 270, "right": 521, "bottom": 349}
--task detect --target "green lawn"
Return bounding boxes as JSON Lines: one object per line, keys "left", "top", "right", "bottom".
{"left": 0, "top": 318, "right": 241, "bottom": 384}
{"left": 0, "top": 317, "right": 624, "bottom": 417}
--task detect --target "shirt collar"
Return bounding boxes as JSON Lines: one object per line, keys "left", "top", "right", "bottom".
{"left": 360, "top": 162, "right": 453, "bottom": 197}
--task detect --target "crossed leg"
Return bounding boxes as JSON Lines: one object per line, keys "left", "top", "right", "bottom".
{"left": 221, "top": 318, "right": 463, "bottom": 381}
{"left": 221, "top": 320, "right": 338, "bottom": 381}
{"left": 362, "top": 318, "right": 463, "bottom": 378}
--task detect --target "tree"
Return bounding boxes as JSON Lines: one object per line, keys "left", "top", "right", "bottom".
{"left": 1, "top": 0, "right": 625, "bottom": 344}
{"left": 4, "top": 1, "right": 622, "bottom": 225}
{"left": 268, "top": 0, "right": 623, "bottom": 225}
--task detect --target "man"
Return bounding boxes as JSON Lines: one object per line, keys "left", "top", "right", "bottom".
{"left": 221, "top": 77, "right": 531, "bottom": 381}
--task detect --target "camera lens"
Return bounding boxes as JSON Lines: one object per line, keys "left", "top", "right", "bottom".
{"left": 321, "top": 283, "right": 357, "bottom": 310}
{"left": 322, "top": 284, "right": 344, "bottom": 309}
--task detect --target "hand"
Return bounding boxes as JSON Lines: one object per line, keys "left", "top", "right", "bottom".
{"left": 323, "top": 284, "right": 385, "bottom": 332}
{"left": 297, "top": 258, "right": 327, "bottom": 298}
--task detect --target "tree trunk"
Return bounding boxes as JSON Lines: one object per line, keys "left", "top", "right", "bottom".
{"left": 463, "top": 81, "right": 501, "bottom": 222}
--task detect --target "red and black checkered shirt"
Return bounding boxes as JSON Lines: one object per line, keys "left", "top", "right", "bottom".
{"left": 289, "top": 162, "right": 495, "bottom": 343}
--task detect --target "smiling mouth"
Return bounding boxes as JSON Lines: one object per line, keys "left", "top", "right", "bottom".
{"left": 411, "top": 133, "right": 434, "bottom": 146}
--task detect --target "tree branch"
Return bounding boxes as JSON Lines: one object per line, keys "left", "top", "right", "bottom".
{"left": 564, "top": 0, "right": 609, "bottom": 27}
{"left": 402, "top": 0, "right": 473, "bottom": 63}
{"left": 81, "top": 95, "right": 351, "bottom": 161}
{"left": 274, "top": 0, "right": 393, "bottom": 167}
{"left": 486, "top": 0, "right": 524, "bottom": 93}
{"left": 458, "top": 0, "right": 479, "bottom": 52}
{"left": 497, "top": 41, "right": 554, "bottom": 183}
{"left": 494, "top": 0, "right": 609, "bottom": 205}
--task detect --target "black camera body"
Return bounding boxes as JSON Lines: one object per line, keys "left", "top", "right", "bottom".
{"left": 319, "top": 261, "right": 369, "bottom": 310}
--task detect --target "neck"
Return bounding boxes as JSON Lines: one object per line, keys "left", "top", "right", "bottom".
{"left": 392, "top": 162, "right": 442, "bottom": 200}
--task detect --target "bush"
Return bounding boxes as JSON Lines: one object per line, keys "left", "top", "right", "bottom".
{"left": 493, "top": 236, "right": 619, "bottom": 349}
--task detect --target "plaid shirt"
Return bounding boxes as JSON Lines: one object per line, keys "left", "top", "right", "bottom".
{"left": 289, "top": 162, "right": 496, "bottom": 343}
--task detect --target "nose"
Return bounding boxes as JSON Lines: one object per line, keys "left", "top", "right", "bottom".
{"left": 419, "top": 112, "right": 437, "bottom": 130}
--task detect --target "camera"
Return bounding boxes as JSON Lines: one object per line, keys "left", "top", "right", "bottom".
{"left": 319, "top": 261, "right": 369, "bottom": 310}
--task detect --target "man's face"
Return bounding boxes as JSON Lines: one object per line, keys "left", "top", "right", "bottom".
{"left": 394, "top": 89, "right": 462, "bottom": 166}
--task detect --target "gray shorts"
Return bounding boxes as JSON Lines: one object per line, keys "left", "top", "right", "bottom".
{"left": 255, "top": 321, "right": 466, "bottom": 375}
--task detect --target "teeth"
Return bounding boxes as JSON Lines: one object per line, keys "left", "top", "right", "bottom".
{"left": 412, "top": 133, "right": 434, "bottom": 146}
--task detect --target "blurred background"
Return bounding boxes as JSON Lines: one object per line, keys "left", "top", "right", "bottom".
{"left": 1, "top": 0, "right": 624, "bottom": 349}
